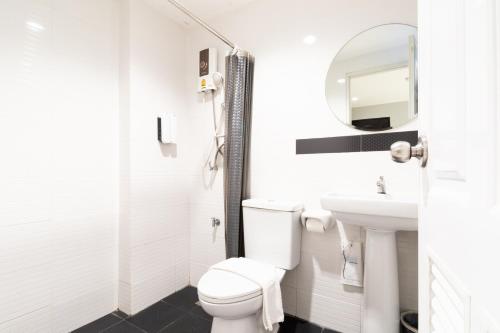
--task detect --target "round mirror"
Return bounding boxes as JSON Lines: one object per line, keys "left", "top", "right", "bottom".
{"left": 325, "top": 24, "right": 418, "bottom": 131}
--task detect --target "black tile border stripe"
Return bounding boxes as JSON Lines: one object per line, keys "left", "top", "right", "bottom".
{"left": 296, "top": 130, "right": 418, "bottom": 154}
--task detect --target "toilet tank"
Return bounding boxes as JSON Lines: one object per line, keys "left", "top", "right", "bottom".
{"left": 242, "top": 199, "right": 303, "bottom": 270}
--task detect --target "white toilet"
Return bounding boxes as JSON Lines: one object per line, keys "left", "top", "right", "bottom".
{"left": 197, "top": 199, "right": 303, "bottom": 333}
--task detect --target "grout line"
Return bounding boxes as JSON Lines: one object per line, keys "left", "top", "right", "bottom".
{"left": 94, "top": 306, "right": 334, "bottom": 333}
{"left": 99, "top": 318, "right": 125, "bottom": 332}
{"left": 111, "top": 312, "right": 129, "bottom": 320}
{"left": 190, "top": 311, "right": 212, "bottom": 322}
{"left": 160, "top": 298, "right": 212, "bottom": 322}
{"left": 0, "top": 306, "right": 48, "bottom": 327}
{"left": 122, "top": 320, "right": 148, "bottom": 333}
{"left": 155, "top": 311, "right": 190, "bottom": 332}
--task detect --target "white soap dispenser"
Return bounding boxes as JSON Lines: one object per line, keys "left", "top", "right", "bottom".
{"left": 157, "top": 113, "right": 177, "bottom": 144}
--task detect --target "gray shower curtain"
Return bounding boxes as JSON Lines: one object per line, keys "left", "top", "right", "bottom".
{"left": 223, "top": 50, "right": 254, "bottom": 258}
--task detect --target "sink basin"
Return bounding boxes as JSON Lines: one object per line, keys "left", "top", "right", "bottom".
{"left": 320, "top": 192, "right": 417, "bottom": 231}
{"left": 320, "top": 192, "right": 418, "bottom": 333}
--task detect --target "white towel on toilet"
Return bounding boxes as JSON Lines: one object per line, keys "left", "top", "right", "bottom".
{"left": 210, "top": 257, "right": 284, "bottom": 331}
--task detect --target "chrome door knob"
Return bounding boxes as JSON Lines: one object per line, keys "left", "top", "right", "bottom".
{"left": 390, "top": 136, "right": 428, "bottom": 167}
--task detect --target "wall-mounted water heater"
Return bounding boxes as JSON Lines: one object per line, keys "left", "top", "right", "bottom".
{"left": 198, "top": 48, "right": 218, "bottom": 92}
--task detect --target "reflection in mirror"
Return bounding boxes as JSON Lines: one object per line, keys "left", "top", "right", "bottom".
{"left": 326, "top": 24, "right": 417, "bottom": 131}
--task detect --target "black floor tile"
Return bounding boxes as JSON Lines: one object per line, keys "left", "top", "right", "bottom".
{"left": 162, "top": 286, "right": 199, "bottom": 312}
{"left": 158, "top": 313, "right": 212, "bottom": 333}
{"left": 279, "top": 315, "right": 322, "bottom": 333}
{"left": 73, "top": 288, "right": 337, "bottom": 333}
{"left": 104, "top": 321, "right": 145, "bottom": 333}
{"left": 127, "top": 301, "right": 184, "bottom": 333}
{"left": 187, "top": 303, "right": 211, "bottom": 321}
{"left": 163, "top": 287, "right": 211, "bottom": 321}
{"left": 113, "top": 310, "right": 129, "bottom": 319}
{"left": 72, "top": 314, "right": 123, "bottom": 333}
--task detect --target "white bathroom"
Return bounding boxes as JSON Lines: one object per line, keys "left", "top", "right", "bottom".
{"left": 1, "top": 0, "right": 499, "bottom": 333}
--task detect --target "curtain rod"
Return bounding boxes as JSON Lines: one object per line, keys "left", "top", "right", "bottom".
{"left": 167, "top": 0, "right": 236, "bottom": 49}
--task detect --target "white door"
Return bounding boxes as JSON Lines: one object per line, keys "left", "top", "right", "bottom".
{"left": 418, "top": 0, "right": 500, "bottom": 332}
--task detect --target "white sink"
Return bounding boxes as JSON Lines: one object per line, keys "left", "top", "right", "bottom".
{"left": 320, "top": 192, "right": 417, "bottom": 231}
{"left": 320, "top": 192, "right": 418, "bottom": 333}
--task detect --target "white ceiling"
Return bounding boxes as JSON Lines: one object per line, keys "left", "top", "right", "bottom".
{"left": 143, "top": 0, "right": 257, "bottom": 28}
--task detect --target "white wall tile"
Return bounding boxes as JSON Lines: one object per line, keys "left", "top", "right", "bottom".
{"left": 130, "top": 202, "right": 189, "bottom": 247}
{"left": 0, "top": 264, "right": 51, "bottom": 323}
{"left": 130, "top": 269, "right": 176, "bottom": 314}
{"left": 50, "top": 286, "right": 116, "bottom": 333}
{"left": 0, "top": 307, "right": 51, "bottom": 333}
{"left": 118, "top": 281, "right": 132, "bottom": 315}
{"left": 0, "top": 0, "right": 119, "bottom": 331}
{"left": 174, "top": 261, "right": 191, "bottom": 291}
{"left": 0, "top": 221, "right": 52, "bottom": 274}
{"left": 190, "top": 231, "right": 226, "bottom": 267}
{"left": 130, "top": 238, "right": 175, "bottom": 284}
{"left": 189, "top": 203, "right": 225, "bottom": 238}
{"left": 296, "top": 251, "right": 363, "bottom": 306}
{"left": 190, "top": 262, "right": 210, "bottom": 287}
{"left": 118, "top": 0, "right": 191, "bottom": 315}
{"left": 297, "top": 290, "right": 361, "bottom": 333}
{"left": 281, "top": 285, "right": 298, "bottom": 316}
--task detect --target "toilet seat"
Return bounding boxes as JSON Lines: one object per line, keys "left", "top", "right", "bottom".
{"left": 198, "top": 259, "right": 286, "bottom": 305}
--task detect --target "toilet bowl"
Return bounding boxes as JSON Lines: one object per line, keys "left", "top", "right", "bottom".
{"left": 198, "top": 260, "right": 286, "bottom": 333}
{"left": 197, "top": 199, "right": 303, "bottom": 333}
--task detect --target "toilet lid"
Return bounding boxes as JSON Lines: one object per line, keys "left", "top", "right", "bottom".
{"left": 198, "top": 269, "right": 262, "bottom": 304}
{"left": 197, "top": 260, "right": 286, "bottom": 304}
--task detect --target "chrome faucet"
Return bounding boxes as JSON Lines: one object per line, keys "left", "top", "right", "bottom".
{"left": 377, "top": 176, "right": 386, "bottom": 194}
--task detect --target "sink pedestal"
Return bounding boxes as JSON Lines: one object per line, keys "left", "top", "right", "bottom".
{"left": 363, "top": 229, "right": 399, "bottom": 333}
{"left": 321, "top": 192, "right": 417, "bottom": 333}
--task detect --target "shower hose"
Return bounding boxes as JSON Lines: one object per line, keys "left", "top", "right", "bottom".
{"left": 203, "top": 77, "right": 225, "bottom": 173}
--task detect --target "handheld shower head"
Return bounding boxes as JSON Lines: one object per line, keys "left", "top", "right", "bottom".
{"left": 212, "top": 72, "right": 224, "bottom": 87}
